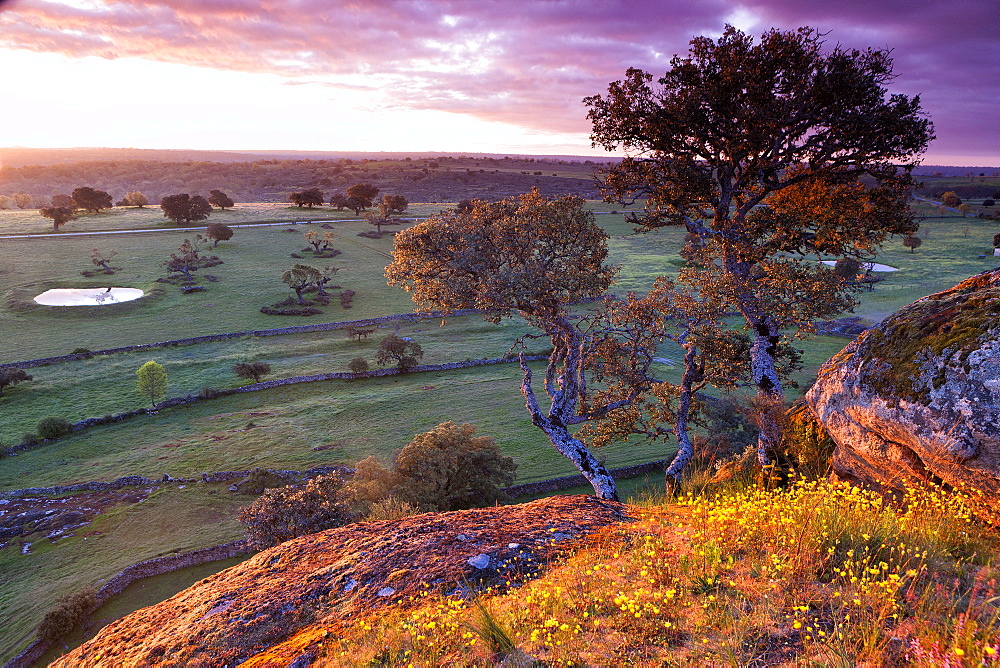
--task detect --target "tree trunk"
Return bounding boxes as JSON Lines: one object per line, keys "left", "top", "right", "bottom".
{"left": 538, "top": 421, "right": 619, "bottom": 500}
{"left": 294, "top": 288, "right": 305, "bottom": 305}
{"left": 664, "top": 343, "right": 699, "bottom": 492}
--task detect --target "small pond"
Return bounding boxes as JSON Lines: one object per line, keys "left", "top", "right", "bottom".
{"left": 821, "top": 260, "right": 898, "bottom": 272}
{"left": 34, "top": 287, "right": 145, "bottom": 306}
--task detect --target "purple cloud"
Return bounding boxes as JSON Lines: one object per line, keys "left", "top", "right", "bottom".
{"left": 1, "top": 0, "right": 995, "bottom": 162}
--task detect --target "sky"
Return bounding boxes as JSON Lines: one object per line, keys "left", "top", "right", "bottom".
{"left": 0, "top": 0, "right": 997, "bottom": 165}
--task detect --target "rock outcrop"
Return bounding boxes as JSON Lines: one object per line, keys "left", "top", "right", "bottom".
{"left": 808, "top": 268, "right": 1000, "bottom": 510}
{"left": 51, "top": 495, "right": 628, "bottom": 667}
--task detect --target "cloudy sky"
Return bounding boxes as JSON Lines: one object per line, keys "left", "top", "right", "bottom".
{"left": 0, "top": 0, "right": 996, "bottom": 165}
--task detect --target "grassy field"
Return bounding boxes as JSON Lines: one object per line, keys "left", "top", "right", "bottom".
{"left": 1, "top": 200, "right": 998, "bottom": 663}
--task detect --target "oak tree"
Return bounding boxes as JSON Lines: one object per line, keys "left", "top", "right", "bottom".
{"left": 208, "top": 189, "right": 234, "bottom": 210}
{"left": 71, "top": 187, "right": 113, "bottom": 213}
{"left": 12, "top": 192, "right": 33, "bottom": 209}
{"left": 234, "top": 361, "right": 272, "bottom": 383}
{"left": 160, "top": 194, "right": 213, "bottom": 225}
{"left": 118, "top": 191, "right": 149, "bottom": 207}
{"left": 40, "top": 206, "right": 76, "bottom": 232}
{"left": 585, "top": 26, "right": 933, "bottom": 465}
{"left": 0, "top": 368, "right": 32, "bottom": 397}
{"left": 282, "top": 263, "right": 322, "bottom": 304}
{"left": 329, "top": 193, "right": 349, "bottom": 210}
{"left": 289, "top": 188, "right": 324, "bottom": 208}
{"left": 374, "top": 333, "right": 423, "bottom": 372}
{"left": 205, "top": 222, "right": 234, "bottom": 247}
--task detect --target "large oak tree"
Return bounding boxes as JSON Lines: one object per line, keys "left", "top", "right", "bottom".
{"left": 585, "top": 26, "right": 933, "bottom": 465}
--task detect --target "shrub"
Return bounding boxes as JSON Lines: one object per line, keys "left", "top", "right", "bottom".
{"left": 238, "top": 468, "right": 296, "bottom": 495}
{"left": 0, "top": 367, "right": 32, "bottom": 396}
{"left": 375, "top": 333, "right": 423, "bottom": 372}
{"left": 198, "top": 387, "right": 221, "bottom": 400}
{"left": 233, "top": 361, "right": 272, "bottom": 384}
{"left": 385, "top": 421, "right": 516, "bottom": 512}
{"left": 780, "top": 400, "right": 837, "bottom": 477}
{"left": 365, "top": 496, "right": 421, "bottom": 522}
{"left": 238, "top": 473, "right": 352, "bottom": 549}
{"left": 340, "top": 289, "right": 355, "bottom": 308}
{"left": 348, "top": 357, "right": 369, "bottom": 375}
{"left": 21, "top": 433, "right": 39, "bottom": 446}
{"left": 37, "top": 417, "right": 72, "bottom": 440}
{"left": 37, "top": 588, "right": 98, "bottom": 644}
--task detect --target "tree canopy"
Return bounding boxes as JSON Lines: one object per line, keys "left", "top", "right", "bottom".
{"left": 160, "top": 194, "right": 213, "bottom": 225}
{"left": 585, "top": 25, "right": 933, "bottom": 465}
{"left": 205, "top": 222, "right": 234, "bottom": 247}
{"left": 39, "top": 206, "right": 76, "bottom": 232}
{"left": 208, "top": 189, "right": 234, "bottom": 210}
{"left": 71, "top": 187, "right": 113, "bottom": 213}
{"left": 136, "top": 361, "right": 168, "bottom": 408}
{"left": 289, "top": 188, "right": 324, "bottom": 208}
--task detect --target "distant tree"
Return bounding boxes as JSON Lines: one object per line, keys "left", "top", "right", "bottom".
{"left": 238, "top": 473, "right": 351, "bottom": 549}
{"left": 329, "top": 193, "right": 349, "bottom": 210}
{"left": 993, "top": 232, "right": 1000, "bottom": 248}
{"left": 0, "top": 368, "right": 32, "bottom": 397}
{"left": 160, "top": 194, "right": 213, "bottom": 225}
{"left": 364, "top": 209, "right": 390, "bottom": 234}
{"left": 136, "top": 360, "right": 168, "bottom": 408}
{"left": 0, "top": 195, "right": 10, "bottom": 209}
{"left": 903, "top": 235, "right": 923, "bottom": 252}
{"left": 118, "top": 191, "right": 149, "bottom": 208}
{"left": 381, "top": 194, "right": 408, "bottom": 214}
{"left": 456, "top": 199, "right": 474, "bottom": 213}
{"left": 163, "top": 238, "right": 208, "bottom": 283}
{"left": 303, "top": 230, "right": 335, "bottom": 253}
{"left": 208, "top": 189, "right": 234, "bottom": 210}
{"left": 205, "top": 222, "right": 234, "bottom": 247}
{"left": 347, "top": 357, "right": 369, "bottom": 375}
{"left": 347, "top": 183, "right": 380, "bottom": 201}
{"left": 374, "top": 333, "right": 423, "bottom": 372}
{"left": 344, "top": 196, "right": 370, "bottom": 215}
{"left": 90, "top": 248, "right": 118, "bottom": 273}
{"left": 984, "top": 199, "right": 995, "bottom": 207}
{"left": 12, "top": 192, "right": 33, "bottom": 209}
{"left": 71, "top": 187, "right": 113, "bottom": 213}
{"left": 941, "top": 191, "right": 962, "bottom": 207}
{"left": 282, "top": 263, "right": 322, "bottom": 304}
{"left": 233, "top": 361, "right": 272, "bottom": 383}
{"left": 833, "top": 257, "right": 863, "bottom": 280}
{"left": 289, "top": 188, "right": 324, "bottom": 208}
{"left": 51, "top": 194, "right": 74, "bottom": 209}
{"left": 40, "top": 206, "right": 76, "bottom": 232}
{"left": 958, "top": 203, "right": 972, "bottom": 216}
{"left": 315, "top": 266, "right": 339, "bottom": 296}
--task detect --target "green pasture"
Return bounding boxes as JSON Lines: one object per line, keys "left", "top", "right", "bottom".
{"left": 0, "top": 482, "right": 247, "bottom": 663}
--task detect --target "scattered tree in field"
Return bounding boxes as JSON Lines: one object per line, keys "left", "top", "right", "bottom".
{"left": 40, "top": 206, "right": 76, "bottom": 232}
{"left": 304, "top": 230, "right": 335, "bottom": 253}
{"left": 941, "top": 191, "right": 962, "bottom": 207}
{"left": 387, "top": 191, "right": 646, "bottom": 500}
{"left": 329, "top": 193, "right": 349, "bottom": 210}
{"left": 12, "top": 192, "right": 33, "bottom": 209}
{"left": 118, "top": 191, "right": 149, "bottom": 208}
{"left": 238, "top": 473, "right": 351, "bottom": 549}
{"left": 958, "top": 203, "right": 971, "bottom": 217}
{"left": 833, "top": 257, "right": 863, "bottom": 280}
{"left": 585, "top": 25, "right": 932, "bottom": 466}
{"left": 347, "top": 357, "right": 369, "bottom": 375}
{"left": 456, "top": 199, "right": 473, "bottom": 213}
{"left": 346, "top": 195, "right": 371, "bottom": 215}
{"left": 364, "top": 209, "right": 391, "bottom": 234}
{"left": 903, "top": 235, "right": 923, "bottom": 252}
{"left": 71, "top": 187, "right": 113, "bottom": 213}
{"left": 205, "top": 222, "right": 234, "bottom": 247}
{"left": 160, "top": 193, "right": 213, "bottom": 225}
{"left": 315, "top": 266, "right": 339, "bottom": 296}
{"left": 36, "top": 589, "right": 98, "bottom": 645}
{"left": 163, "top": 238, "right": 213, "bottom": 283}
{"left": 0, "top": 195, "right": 10, "bottom": 209}
{"left": 37, "top": 416, "right": 72, "bottom": 440}
{"left": 136, "top": 360, "right": 168, "bottom": 408}
{"left": 0, "top": 367, "right": 32, "bottom": 397}
{"left": 289, "top": 188, "right": 324, "bottom": 208}
{"left": 233, "top": 361, "right": 272, "bottom": 383}
{"left": 90, "top": 248, "right": 119, "bottom": 273}
{"left": 381, "top": 194, "right": 408, "bottom": 214}
{"left": 350, "top": 422, "right": 516, "bottom": 513}
{"left": 348, "top": 183, "right": 380, "bottom": 201}
{"left": 347, "top": 327, "right": 376, "bottom": 341}
{"left": 282, "top": 263, "right": 322, "bottom": 304}
{"left": 983, "top": 199, "right": 995, "bottom": 207}
{"left": 375, "top": 333, "right": 423, "bottom": 372}
{"left": 51, "top": 194, "right": 74, "bottom": 208}
{"left": 208, "top": 189, "right": 234, "bottom": 210}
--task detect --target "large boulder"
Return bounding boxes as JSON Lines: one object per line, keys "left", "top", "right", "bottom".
{"left": 807, "top": 268, "right": 1000, "bottom": 507}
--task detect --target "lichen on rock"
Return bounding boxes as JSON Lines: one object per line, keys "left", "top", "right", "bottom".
{"left": 807, "top": 268, "right": 1000, "bottom": 516}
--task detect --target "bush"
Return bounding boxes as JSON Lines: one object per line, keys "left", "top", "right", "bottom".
{"left": 238, "top": 473, "right": 352, "bottom": 549}
{"left": 780, "top": 400, "right": 837, "bottom": 477}
{"left": 21, "top": 433, "right": 39, "bottom": 446}
{"left": 340, "top": 289, "right": 355, "bottom": 308}
{"left": 37, "top": 588, "right": 98, "bottom": 644}
{"left": 260, "top": 305, "right": 323, "bottom": 316}
{"left": 365, "top": 496, "right": 421, "bottom": 522}
{"left": 233, "top": 361, "right": 272, "bottom": 383}
{"left": 37, "top": 417, "right": 72, "bottom": 440}
{"left": 348, "top": 357, "right": 369, "bottom": 375}
{"left": 198, "top": 387, "right": 222, "bottom": 400}
{"left": 237, "top": 468, "right": 296, "bottom": 495}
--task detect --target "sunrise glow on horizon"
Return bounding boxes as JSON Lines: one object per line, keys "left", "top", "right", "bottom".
{"left": 0, "top": 0, "right": 997, "bottom": 165}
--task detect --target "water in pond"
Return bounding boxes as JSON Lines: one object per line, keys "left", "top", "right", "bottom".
{"left": 34, "top": 287, "right": 144, "bottom": 306}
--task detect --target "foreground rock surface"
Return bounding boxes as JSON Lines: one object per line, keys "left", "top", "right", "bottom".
{"left": 51, "top": 495, "right": 628, "bottom": 667}
{"left": 808, "top": 268, "right": 1000, "bottom": 507}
